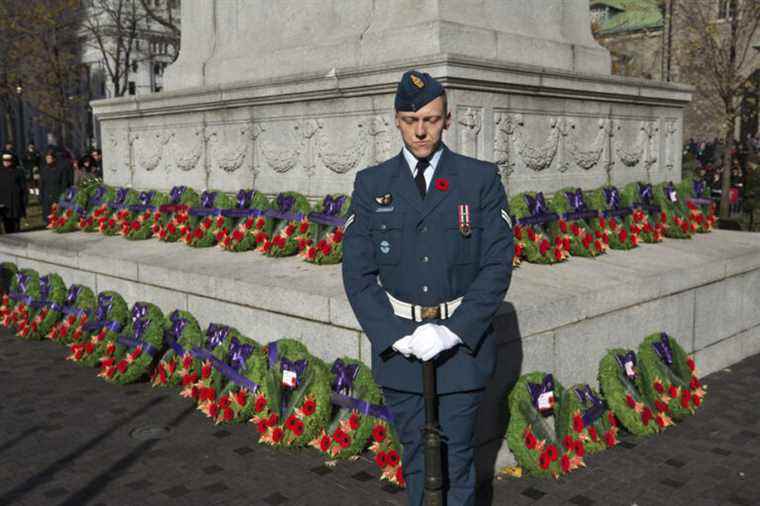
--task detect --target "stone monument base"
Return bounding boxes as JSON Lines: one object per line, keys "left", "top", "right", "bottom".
{"left": 1, "top": 230, "right": 758, "bottom": 476}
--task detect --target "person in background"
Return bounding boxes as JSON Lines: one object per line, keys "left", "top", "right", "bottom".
{"left": 90, "top": 148, "right": 103, "bottom": 178}
{"left": 80, "top": 155, "right": 96, "bottom": 178}
{"left": 22, "top": 143, "right": 41, "bottom": 196}
{"left": 0, "top": 151, "right": 28, "bottom": 234}
{"left": 39, "top": 149, "right": 73, "bottom": 221}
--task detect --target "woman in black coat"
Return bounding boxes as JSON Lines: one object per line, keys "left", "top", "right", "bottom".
{"left": 0, "top": 151, "right": 28, "bottom": 233}
{"left": 39, "top": 149, "right": 73, "bottom": 221}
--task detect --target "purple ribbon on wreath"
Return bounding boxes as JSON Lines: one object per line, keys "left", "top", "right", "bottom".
{"left": 117, "top": 318, "right": 160, "bottom": 358}
{"left": 170, "top": 186, "right": 187, "bottom": 204}
{"left": 517, "top": 192, "right": 559, "bottom": 226}
{"left": 65, "top": 286, "right": 81, "bottom": 306}
{"left": 634, "top": 183, "right": 661, "bottom": 214}
{"left": 331, "top": 358, "right": 359, "bottom": 396}
{"left": 189, "top": 191, "right": 221, "bottom": 217}
{"left": 562, "top": 188, "right": 600, "bottom": 221}
{"left": 575, "top": 385, "right": 607, "bottom": 427}
{"left": 88, "top": 186, "right": 107, "bottom": 208}
{"left": 131, "top": 303, "right": 148, "bottom": 323}
{"left": 9, "top": 272, "right": 32, "bottom": 305}
{"left": 191, "top": 346, "right": 260, "bottom": 393}
{"left": 206, "top": 324, "right": 229, "bottom": 351}
{"left": 128, "top": 191, "right": 157, "bottom": 213}
{"left": 527, "top": 373, "right": 555, "bottom": 412}
{"left": 229, "top": 336, "right": 255, "bottom": 372}
{"left": 32, "top": 276, "right": 60, "bottom": 311}
{"left": 82, "top": 294, "right": 122, "bottom": 332}
{"left": 109, "top": 188, "right": 129, "bottom": 210}
{"left": 689, "top": 179, "right": 713, "bottom": 206}
{"left": 329, "top": 392, "right": 395, "bottom": 422}
{"left": 615, "top": 351, "right": 637, "bottom": 380}
{"left": 220, "top": 190, "right": 262, "bottom": 218}
{"left": 309, "top": 195, "right": 347, "bottom": 227}
{"left": 652, "top": 332, "right": 674, "bottom": 367}
{"left": 266, "top": 194, "right": 304, "bottom": 222}
{"left": 602, "top": 186, "right": 633, "bottom": 218}
{"left": 165, "top": 315, "right": 189, "bottom": 356}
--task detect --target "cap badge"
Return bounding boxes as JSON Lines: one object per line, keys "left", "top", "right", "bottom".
{"left": 410, "top": 74, "right": 425, "bottom": 89}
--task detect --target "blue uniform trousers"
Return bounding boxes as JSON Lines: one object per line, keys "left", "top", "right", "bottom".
{"left": 382, "top": 388, "right": 484, "bottom": 506}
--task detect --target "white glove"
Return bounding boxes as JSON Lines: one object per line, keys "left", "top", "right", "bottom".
{"left": 392, "top": 333, "right": 415, "bottom": 358}
{"left": 407, "top": 323, "right": 462, "bottom": 362}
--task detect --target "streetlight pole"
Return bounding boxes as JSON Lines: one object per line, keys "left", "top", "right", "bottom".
{"left": 15, "top": 82, "right": 25, "bottom": 153}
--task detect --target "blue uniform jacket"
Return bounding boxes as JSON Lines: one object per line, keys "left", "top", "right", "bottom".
{"left": 342, "top": 145, "right": 514, "bottom": 394}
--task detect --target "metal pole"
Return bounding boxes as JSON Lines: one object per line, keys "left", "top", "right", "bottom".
{"left": 422, "top": 360, "right": 443, "bottom": 506}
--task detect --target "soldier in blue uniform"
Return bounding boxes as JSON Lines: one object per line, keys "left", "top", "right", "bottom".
{"left": 342, "top": 70, "right": 514, "bottom": 505}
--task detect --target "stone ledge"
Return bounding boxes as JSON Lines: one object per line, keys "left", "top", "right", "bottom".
{"left": 1, "top": 230, "right": 759, "bottom": 340}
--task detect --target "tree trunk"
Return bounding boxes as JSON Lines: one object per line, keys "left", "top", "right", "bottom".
{"left": 720, "top": 112, "right": 735, "bottom": 219}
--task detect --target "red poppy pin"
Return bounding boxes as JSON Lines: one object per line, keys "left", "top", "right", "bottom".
{"left": 434, "top": 178, "right": 449, "bottom": 191}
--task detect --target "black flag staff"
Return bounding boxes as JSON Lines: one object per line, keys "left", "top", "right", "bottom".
{"left": 422, "top": 360, "right": 443, "bottom": 506}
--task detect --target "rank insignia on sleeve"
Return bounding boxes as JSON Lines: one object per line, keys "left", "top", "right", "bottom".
{"left": 375, "top": 193, "right": 393, "bottom": 206}
{"left": 458, "top": 204, "right": 471, "bottom": 237}
{"left": 344, "top": 213, "right": 355, "bottom": 231}
{"left": 501, "top": 209, "right": 512, "bottom": 229}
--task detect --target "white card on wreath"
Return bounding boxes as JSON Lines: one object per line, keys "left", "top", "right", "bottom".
{"left": 538, "top": 392, "right": 554, "bottom": 411}
{"left": 624, "top": 361, "right": 636, "bottom": 378}
{"left": 282, "top": 370, "right": 298, "bottom": 388}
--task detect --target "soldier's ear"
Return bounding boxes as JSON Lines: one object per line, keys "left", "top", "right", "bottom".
{"left": 443, "top": 111, "right": 452, "bottom": 131}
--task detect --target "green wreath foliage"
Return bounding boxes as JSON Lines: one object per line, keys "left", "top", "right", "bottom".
{"left": 548, "top": 188, "right": 605, "bottom": 257}
{"left": 302, "top": 194, "right": 352, "bottom": 265}
{"left": 98, "top": 188, "right": 140, "bottom": 236}
{"left": 637, "top": 333, "right": 705, "bottom": 422}
{"left": 260, "top": 192, "right": 312, "bottom": 257}
{"left": 47, "top": 284, "right": 96, "bottom": 345}
{"left": 182, "top": 191, "right": 235, "bottom": 247}
{"left": 368, "top": 417, "right": 406, "bottom": 487}
{"left": 677, "top": 178, "right": 717, "bottom": 234}
{"left": 509, "top": 192, "right": 567, "bottom": 264}
{"left": 253, "top": 339, "right": 333, "bottom": 448}
{"left": 620, "top": 182, "right": 665, "bottom": 243}
{"left": 151, "top": 310, "right": 205, "bottom": 388}
{"left": 598, "top": 348, "right": 661, "bottom": 436}
{"left": 556, "top": 384, "right": 620, "bottom": 456}
{"left": 506, "top": 372, "right": 584, "bottom": 478}
{"left": 216, "top": 190, "right": 274, "bottom": 252}
{"left": 25, "top": 273, "right": 67, "bottom": 340}
{"left": 123, "top": 191, "right": 170, "bottom": 240}
{"left": 653, "top": 182, "right": 694, "bottom": 239}
{"left": 68, "top": 291, "right": 130, "bottom": 367}
{"left": 49, "top": 184, "right": 93, "bottom": 233}
{"left": 3, "top": 269, "right": 41, "bottom": 337}
{"left": 154, "top": 186, "right": 201, "bottom": 242}
{"left": 210, "top": 335, "right": 268, "bottom": 424}
{"left": 99, "top": 302, "right": 166, "bottom": 384}
{"left": 180, "top": 323, "right": 243, "bottom": 407}
{"left": 310, "top": 357, "right": 383, "bottom": 459}
{"left": 79, "top": 185, "right": 116, "bottom": 232}
{"left": 585, "top": 187, "right": 638, "bottom": 250}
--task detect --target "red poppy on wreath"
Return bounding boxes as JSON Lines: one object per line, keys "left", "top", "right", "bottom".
{"left": 372, "top": 424, "right": 387, "bottom": 442}
{"left": 524, "top": 430, "right": 538, "bottom": 450}
{"left": 434, "top": 178, "right": 449, "bottom": 191}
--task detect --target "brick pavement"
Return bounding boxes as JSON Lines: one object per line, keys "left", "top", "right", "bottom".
{"left": 1, "top": 329, "right": 759, "bottom": 505}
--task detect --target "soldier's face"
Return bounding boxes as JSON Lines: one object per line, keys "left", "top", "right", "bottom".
{"left": 395, "top": 96, "right": 450, "bottom": 159}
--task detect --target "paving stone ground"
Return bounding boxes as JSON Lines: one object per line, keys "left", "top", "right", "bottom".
{"left": 1, "top": 328, "right": 759, "bottom": 506}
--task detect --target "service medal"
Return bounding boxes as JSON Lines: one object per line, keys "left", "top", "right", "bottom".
{"left": 458, "top": 204, "right": 471, "bottom": 237}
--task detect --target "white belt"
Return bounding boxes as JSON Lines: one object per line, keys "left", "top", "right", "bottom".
{"left": 386, "top": 292, "right": 463, "bottom": 323}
